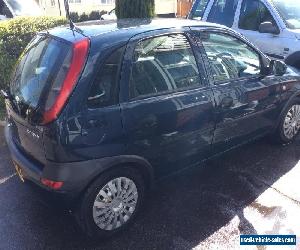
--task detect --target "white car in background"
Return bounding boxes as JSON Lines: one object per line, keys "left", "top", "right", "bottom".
{"left": 0, "top": 0, "right": 42, "bottom": 20}
{"left": 100, "top": 9, "right": 117, "bottom": 20}
{"left": 189, "top": 0, "right": 300, "bottom": 70}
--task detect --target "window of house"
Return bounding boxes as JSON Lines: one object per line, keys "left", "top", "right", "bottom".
{"left": 239, "top": 0, "right": 277, "bottom": 31}
{"left": 87, "top": 47, "right": 125, "bottom": 109}
{"left": 207, "top": 0, "right": 239, "bottom": 27}
{"left": 100, "top": 0, "right": 115, "bottom": 5}
{"left": 199, "top": 32, "right": 261, "bottom": 83}
{"left": 69, "top": 0, "right": 81, "bottom": 3}
{"left": 130, "top": 34, "right": 202, "bottom": 99}
{"left": 50, "top": 0, "right": 55, "bottom": 6}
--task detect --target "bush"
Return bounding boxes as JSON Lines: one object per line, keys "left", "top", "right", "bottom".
{"left": 100, "top": 10, "right": 108, "bottom": 17}
{"left": 89, "top": 11, "right": 101, "bottom": 20}
{"left": 116, "top": 0, "right": 155, "bottom": 18}
{"left": 69, "top": 12, "right": 80, "bottom": 22}
{"left": 79, "top": 12, "right": 89, "bottom": 22}
{"left": 0, "top": 16, "right": 67, "bottom": 110}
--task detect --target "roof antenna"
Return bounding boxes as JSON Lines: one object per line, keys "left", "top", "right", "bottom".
{"left": 63, "top": 0, "right": 83, "bottom": 34}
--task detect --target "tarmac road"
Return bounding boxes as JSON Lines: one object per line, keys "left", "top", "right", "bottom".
{"left": 0, "top": 125, "right": 300, "bottom": 250}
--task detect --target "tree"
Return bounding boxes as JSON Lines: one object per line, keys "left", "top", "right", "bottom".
{"left": 115, "top": 0, "right": 155, "bottom": 19}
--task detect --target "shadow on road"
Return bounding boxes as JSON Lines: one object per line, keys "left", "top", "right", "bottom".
{"left": 0, "top": 130, "right": 299, "bottom": 249}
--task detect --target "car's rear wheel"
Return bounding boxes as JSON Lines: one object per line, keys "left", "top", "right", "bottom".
{"left": 276, "top": 98, "right": 300, "bottom": 144}
{"left": 76, "top": 167, "right": 145, "bottom": 238}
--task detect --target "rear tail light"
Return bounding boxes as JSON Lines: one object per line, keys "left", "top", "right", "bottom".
{"left": 41, "top": 178, "right": 64, "bottom": 190}
{"left": 42, "top": 38, "right": 90, "bottom": 124}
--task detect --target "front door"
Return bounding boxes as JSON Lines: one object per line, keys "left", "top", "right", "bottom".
{"left": 120, "top": 31, "right": 216, "bottom": 177}
{"left": 192, "top": 29, "right": 282, "bottom": 153}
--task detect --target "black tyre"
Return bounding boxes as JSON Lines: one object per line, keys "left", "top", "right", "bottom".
{"left": 75, "top": 167, "right": 145, "bottom": 238}
{"left": 275, "top": 97, "right": 300, "bottom": 144}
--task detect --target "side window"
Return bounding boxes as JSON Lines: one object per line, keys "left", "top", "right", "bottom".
{"left": 199, "top": 32, "right": 261, "bottom": 82}
{"left": 239, "top": 0, "right": 277, "bottom": 31}
{"left": 87, "top": 46, "right": 124, "bottom": 108}
{"left": 192, "top": 0, "right": 210, "bottom": 19}
{"left": 207, "top": 0, "right": 239, "bottom": 27}
{"left": 130, "top": 34, "right": 202, "bottom": 99}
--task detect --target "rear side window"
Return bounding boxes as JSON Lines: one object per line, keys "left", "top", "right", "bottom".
{"left": 207, "top": 0, "right": 238, "bottom": 27}
{"left": 10, "top": 35, "right": 72, "bottom": 111}
{"left": 239, "top": 0, "right": 277, "bottom": 31}
{"left": 87, "top": 47, "right": 124, "bottom": 108}
{"left": 191, "top": 0, "right": 209, "bottom": 19}
{"left": 130, "top": 34, "right": 202, "bottom": 99}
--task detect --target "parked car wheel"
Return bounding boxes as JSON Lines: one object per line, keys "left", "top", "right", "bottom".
{"left": 276, "top": 98, "right": 300, "bottom": 144}
{"left": 76, "top": 167, "right": 145, "bottom": 238}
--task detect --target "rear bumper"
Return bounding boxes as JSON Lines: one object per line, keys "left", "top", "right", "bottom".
{"left": 4, "top": 122, "right": 154, "bottom": 209}
{"left": 4, "top": 123, "right": 82, "bottom": 209}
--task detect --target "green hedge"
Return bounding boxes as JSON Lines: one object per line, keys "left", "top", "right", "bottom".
{"left": 69, "top": 10, "right": 108, "bottom": 22}
{"left": 116, "top": 0, "right": 155, "bottom": 18}
{"left": 0, "top": 16, "right": 67, "bottom": 112}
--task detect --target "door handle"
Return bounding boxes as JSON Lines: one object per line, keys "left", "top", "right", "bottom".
{"left": 81, "top": 119, "right": 107, "bottom": 136}
{"left": 220, "top": 96, "right": 234, "bottom": 108}
{"left": 88, "top": 119, "right": 107, "bottom": 128}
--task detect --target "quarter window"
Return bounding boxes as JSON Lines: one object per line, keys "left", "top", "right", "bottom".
{"left": 207, "top": 0, "right": 239, "bottom": 27}
{"left": 199, "top": 32, "right": 261, "bottom": 83}
{"left": 239, "top": 0, "right": 277, "bottom": 31}
{"left": 87, "top": 47, "right": 124, "bottom": 108}
{"left": 130, "top": 34, "right": 202, "bottom": 99}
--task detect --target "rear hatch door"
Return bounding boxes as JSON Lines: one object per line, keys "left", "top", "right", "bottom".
{"left": 6, "top": 34, "right": 74, "bottom": 164}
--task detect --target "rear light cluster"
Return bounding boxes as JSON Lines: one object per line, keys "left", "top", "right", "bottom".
{"left": 41, "top": 178, "right": 64, "bottom": 190}
{"left": 42, "top": 38, "right": 90, "bottom": 124}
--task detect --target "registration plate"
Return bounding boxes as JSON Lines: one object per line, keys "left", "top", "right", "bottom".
{"left": 14, "top": 163, "right": 25, "bottom": 183}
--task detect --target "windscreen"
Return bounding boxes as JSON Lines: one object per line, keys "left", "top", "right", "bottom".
{"left": 10, "top": 35, "right": 72, "bottom": 122}
{"left": 272, "top": 0, "right": 300, "bottom": 29}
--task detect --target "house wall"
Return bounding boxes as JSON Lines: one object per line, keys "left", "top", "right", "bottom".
{"left": 39, "top": 0, "right": 177, "bottom": 16}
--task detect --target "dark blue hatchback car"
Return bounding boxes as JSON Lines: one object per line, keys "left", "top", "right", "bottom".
{"left": 2, "top": 19, "right": 300, "bottom": 237}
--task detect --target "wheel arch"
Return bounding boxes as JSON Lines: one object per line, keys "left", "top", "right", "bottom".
{"left": 274, "top": 91, "right": 300, "bottom": 132}
{"left": 285, "top": 52, "right": 300, "bottom": 69}
{"left": 79, "top": 155, "right": 155, "bottom": 200}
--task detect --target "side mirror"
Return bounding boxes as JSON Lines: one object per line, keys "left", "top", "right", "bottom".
{"left": 259, "top": 22, "right": 279, "bottom": 35}
{"left": 270, "top": 60, "right": 287, "bottom": 76}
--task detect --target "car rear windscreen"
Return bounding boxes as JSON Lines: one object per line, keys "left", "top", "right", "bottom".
{"left": 10, "top": 35, "right": 72, "bottom": 122}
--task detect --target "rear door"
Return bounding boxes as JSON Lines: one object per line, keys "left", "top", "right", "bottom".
{"left": 120, "top": 29, "right": 216, "bottom": 176}
{"left": 189, "top": 0, "right": 239, "bottom": 28}
{"left": 192, "top": 29, "right": 282, "bottom": 153}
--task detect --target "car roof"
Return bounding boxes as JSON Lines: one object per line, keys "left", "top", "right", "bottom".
{"left": 47, "top": 18, "right": 229, "bottom": 48}
{"left": 74, "top": 18, "right": 226, "bottom": 38}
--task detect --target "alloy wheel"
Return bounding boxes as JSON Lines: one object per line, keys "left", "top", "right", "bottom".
{"left": 92, "top": 177, "right": 138, "bottom": 231}
{"left": 283, "top": 104, "right": 300, "bottom": 140}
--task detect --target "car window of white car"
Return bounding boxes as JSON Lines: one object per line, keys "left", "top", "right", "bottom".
{"left": 191, "top": 0, "right": 210, "bottom": 19}
{"left": 207, "top": 0, "right": 239, "bottom": 27}
{"left": 239, "top": 0, "right": 277, "bottom": 31}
